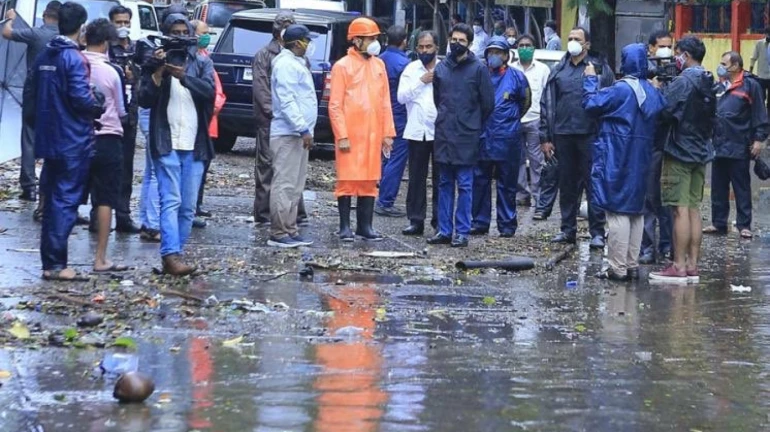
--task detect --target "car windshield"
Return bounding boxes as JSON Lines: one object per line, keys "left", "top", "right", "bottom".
{"left": 34, "top": 0, "right": 120, "bottom": 26}
{"left": 217, "top": 19, "right": 328, "bottom": 62}
{"left": 206, "top": 2, "right": 263, "bottom": 28}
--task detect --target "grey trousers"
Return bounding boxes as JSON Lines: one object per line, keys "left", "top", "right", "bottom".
{"left": 254, "top": 126, "right": 306, "bottom": 223}
{"left": 607, "top": 212, "right": 644, "bottom": 274}
{"left": 269, "top": 135, "right": 308, "bottom": 238}
{"left": 516, "top": 119, "right": 544, "bottom": 202}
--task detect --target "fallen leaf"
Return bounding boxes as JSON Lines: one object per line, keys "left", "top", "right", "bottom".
{"left": 113, "top": 337, "right": 138, "bottom": 350}
{"left": 64, "top": 328, "right": 78, "bottom": 341}
{"left": 482, "top": 296, "right": 496, "bottom": 306}
{"left": 222, "top": 335, "right": 244, "bottom": 347}
{"left": 375, "top": 308, "right": 387, "bottom": 322}
{"left": 91, "top": 294, "right": 106, "bottom": 303}
{"left": 0, "top": 370, "right": 11, "bottom": 379}
{"left": 575, "top": 324, "right": 587, "bottom": 333}
{"left": 158, "top": 392, "right": 172, "bottom": 403}
{"left": 54, "top": 394, "right": 66, "bottom": 402}
{"left": 9, "top": 322, "right": 30, "bottom": 340}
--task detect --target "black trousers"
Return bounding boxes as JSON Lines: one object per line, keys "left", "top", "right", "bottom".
{"left": 19, "top": 122, "right": 36, "bottom": 192}
{"left": 711, "top": 157, "right": 752, "bottom": 231}
{"left": 115, "top": 120, "right": 137, "bottom": 224}
{"left": 641, "top": 148, "right": 672, "bottom": 255}
{"left": 406, "top": 139, "right": 438, "bottom": 228}
{"left": 197, "top": 159, "right": 211, "bottom": 211}
{"left": 554, "top": 134, "right": 604, "bottom": 238}
{"left": 535, "top": 155, "right": 585, "bottom": 217}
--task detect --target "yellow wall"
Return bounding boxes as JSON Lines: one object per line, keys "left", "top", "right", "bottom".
{"left": 740, "top": 38, "right": 761, "bottom": 71}
{"left": 560, "top": 2, "right": 576, "bottom": 43}
{"left": 695, "top": 35, "right": 731, "bottom": 74}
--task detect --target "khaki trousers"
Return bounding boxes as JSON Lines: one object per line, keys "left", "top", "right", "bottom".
{"left": 607, "top": 212, "right": 644, "bottom": 274}
{"left": 269, "top": 135, "right": 308, "bottom": 238}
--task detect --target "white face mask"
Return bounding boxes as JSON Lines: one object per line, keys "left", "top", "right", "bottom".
{"left": 473, "top": 25, "right": 482, "bottom": 34}
{"left": 544, "top": 27, "right": 554, "bottom": 39}
{"left": 507, "top": 37, "right": 516, "bottom": 46}
{"left": 366, "top": 39, "right": 381, "bottom": 56}
{"left": 117, "top": 27, "right": 130, "bottom": 39}
{"left": 655, "top": 47, "right": 673, "bottom": 58}
{"left": 305, "top": 41, "right": 316, "bottom": 58}
{"left": 567, "top": 40, "right": 583, "bottom": 57}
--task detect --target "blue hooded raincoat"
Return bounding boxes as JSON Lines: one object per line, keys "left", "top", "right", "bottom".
{"left": 480, "top": 49, "right": 531, "bottom": 161}
{"left": 582, "top": 43, "right": 666, "bottom": 215}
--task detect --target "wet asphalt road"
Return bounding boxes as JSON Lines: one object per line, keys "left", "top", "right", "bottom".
{"left": 2, "top": 139, "right": 770, "bottom": 431}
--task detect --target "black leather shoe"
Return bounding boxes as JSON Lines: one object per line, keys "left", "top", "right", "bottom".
{"left": 499, "top": 231, "right": 515, "bottom": 238}
{"left": 627, "top": 267, "right": 640, "bottom": 280}
{"left": 19, "top": 189, "right": 36, "bottom": 202}
{"left": 451, "top": 235, "right": 469, "bottom": 248}
{"left": 589, "top": 235, "right": 605, "bottom": 250}
{"left": 532, "top": 211, "right": 548, "bottom": 221}
{"left": 638, "top": 252, "right": 655, "bottom": 265}
{"left": 115, "top": 221, "right": 141, "bottom": 234}
{"left": 32, "top": 208, "right": 43, "bottom": 222}
{"left": 470, "top": 226, "right": 488, "bottom": 236}
{"left": 427, "top": 233, "right": 452, "bottom": 245}
{"left": 196, "top": 208, "right": 212, "bottom": 218}
{"left": 551, "top": 232, "right": 576, "bottom": 244}
{"left": 402, "top": 223, "right": 424, "bottom": 236}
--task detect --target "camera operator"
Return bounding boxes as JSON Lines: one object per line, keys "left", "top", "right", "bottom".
{"left": 105, "top": 5, "right": 141, "bottom": 234}
{"left": 649, "top": 35, "right": 717, "bottom": 284}
{"left": 703, "top": 52, "right": 768, "bottom": 239}
{"left": 26, "top": 2, "right": 104, "bottom": 281}
{"left": 640, "top": 30, "right": 675, "bottom": 265}
{"left": 138, "top": 13, "right": 215, "bottom": 276}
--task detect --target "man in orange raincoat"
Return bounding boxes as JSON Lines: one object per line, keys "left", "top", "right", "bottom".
{"left": 329, "top": 17, "right": 396, "bottom": 242}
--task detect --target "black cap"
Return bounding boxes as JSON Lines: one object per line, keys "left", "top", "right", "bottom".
{"left": 283, "top": 24, "right": 318, "bottom": 44}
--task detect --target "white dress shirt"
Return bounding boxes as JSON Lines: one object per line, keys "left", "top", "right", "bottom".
{"left": 513, "top": 59, "right": 551, "bottom": 124}
{"left": 167, "top": 77, "right": 198, "bottom": 151}
{"left": 397, "top": 59, "right": 439, "bottom": 141}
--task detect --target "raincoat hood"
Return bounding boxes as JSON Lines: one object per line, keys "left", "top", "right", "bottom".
{"left": 162, "top": 13, "right": 193, "bottom": 35}
{"left": 620, "top": 43, "right": 647, "bottom": 79}
{"left": 46, "top": 35, "right": 80, "bottom": 52}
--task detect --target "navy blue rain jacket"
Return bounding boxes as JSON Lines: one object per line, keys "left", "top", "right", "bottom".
{"left": 28, "top": 36, "right": 103, "bottom": 159}
{"left": 714, "top": 72, "right": 769, "bottom": 159}
{"left": 480, "top": 65, "right": 531, "bottom": 161}
{"left": 433, "top": 52, "right": 495, "bottom": 166}
{"left": 583, "top": 43, "right": 666, "bottom": 215}
{"left": 379, "top": 46, "right": 409, "bottom": 136}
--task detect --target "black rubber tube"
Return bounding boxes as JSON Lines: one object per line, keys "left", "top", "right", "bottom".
{"left": 456, "top": 257, "right": 536, "bottom": 271}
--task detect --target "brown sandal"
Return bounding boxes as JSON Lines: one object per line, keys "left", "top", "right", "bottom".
{"left": 740, "top": 229, "right": 753, "bottom": 239}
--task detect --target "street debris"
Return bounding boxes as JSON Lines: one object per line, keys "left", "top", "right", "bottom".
{"left": 113, "top": 371, "right": 155, "bottom": 403}
{"left": 730, "top": 284, "right": 752, "bottom": 293}
{"left": 362, "top": 251, "right": 419, "bottom": 258}
{"left": 455, "top": 257, "right": 535, "bottom": 271}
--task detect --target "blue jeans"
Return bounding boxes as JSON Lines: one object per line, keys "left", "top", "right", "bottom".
{"left": 138, "top": 108, "right": 160, "bottom": 230}
{"left": 155, "top": 150, "right": 205, "bottom": 257}
{"left": 438, "top": 163, "right": 473, "bottom": 237}
{"left": 377, "top": 136, "right": 409, "bottom": 208}
{"left": 472, "top": 157, "right": 520, "bottom": 235}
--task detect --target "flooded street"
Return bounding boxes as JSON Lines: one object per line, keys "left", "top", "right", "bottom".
{"left": 2, "top": 140, "right": 770, "bottom": 431}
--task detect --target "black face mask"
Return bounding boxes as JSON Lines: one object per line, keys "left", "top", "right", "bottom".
{"left": 419, "top": 51, "right": 436, "bottom": 66}
{"left": 450, "top": 42, "right": 468, "bottom": 58}
{"left": 766, "top": 36, "right": 770, "bottom": 42}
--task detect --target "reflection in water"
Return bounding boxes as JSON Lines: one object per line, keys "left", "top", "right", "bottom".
{"left": 313, "top": 284, "right": 387, "bottom": 432}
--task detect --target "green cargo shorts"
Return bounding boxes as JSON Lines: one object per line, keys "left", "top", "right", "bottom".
{"left": 661, "top": 155, "right": 706, "bottom": 208}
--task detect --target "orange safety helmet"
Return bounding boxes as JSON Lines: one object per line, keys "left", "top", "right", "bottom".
{"left": 347, "top": 17, "right": 380, "bottom": 41}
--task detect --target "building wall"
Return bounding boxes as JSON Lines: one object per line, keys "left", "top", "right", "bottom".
{"left": 698, "top": 35, "right": 732, "bottom": 74}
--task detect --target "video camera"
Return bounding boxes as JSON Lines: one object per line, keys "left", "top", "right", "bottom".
{"left": 648, "top": 56, "right": 679, "bottom": 83}
{"left": 134, "top": 34, "right": 198, "bottom": 68}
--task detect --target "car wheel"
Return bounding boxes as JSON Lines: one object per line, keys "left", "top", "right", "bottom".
{"left": 213, "top": 133, "right": 238, "bottom": 153}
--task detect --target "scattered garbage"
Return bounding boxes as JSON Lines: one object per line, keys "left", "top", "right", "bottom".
{"left": 222, "top": 335, "right": 244, "bottom": 347}
{"left": 232, "top": 299, "right": 272, "bottom": 313}
{"left": 8, "top": 321, "right": 30, "bottom": 340}
{"left": 566, "top": 280, "right": 578, "bottom": 288}
{"left": 362, "top": 251, "right": 418, "bottom": 258}
{"left": 113, "top": 371, "right": 155, "bottom": 403}
{"left": 76, "top": 312, "right": 104, "bottom": 328}
{"left": 334, "top": 326, "right": 364, "bottom": 338}
{"left": 101, "top": 353, "right": 139, "bottom": 376}
{"left": 119, "top": 280, "right": 134, "bottom": 287}
{"left": 730, "top": 284, "right": 752, "bottom": 293}
{"left": 546, "top": 244, "right": 576, "bottom": 270}
{"left": 205, "top": 295, "right": 220, "bottom": 306}
{"left": 456, "top": 257, "right": 535, "bottom": 271}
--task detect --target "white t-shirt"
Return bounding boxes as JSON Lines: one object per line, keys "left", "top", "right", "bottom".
{"left": 167, "top": 77, "right": 198, "bottom": 151}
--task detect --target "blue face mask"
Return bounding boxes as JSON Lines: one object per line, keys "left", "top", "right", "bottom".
{"left": 487, "top": 54, "right": 504, "bottom": 69}
{"left": 419, "top": 51, "right": 436, "bottom": 66}
{"left": 716, "top": 65, "right": 729, "bottom": 78}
